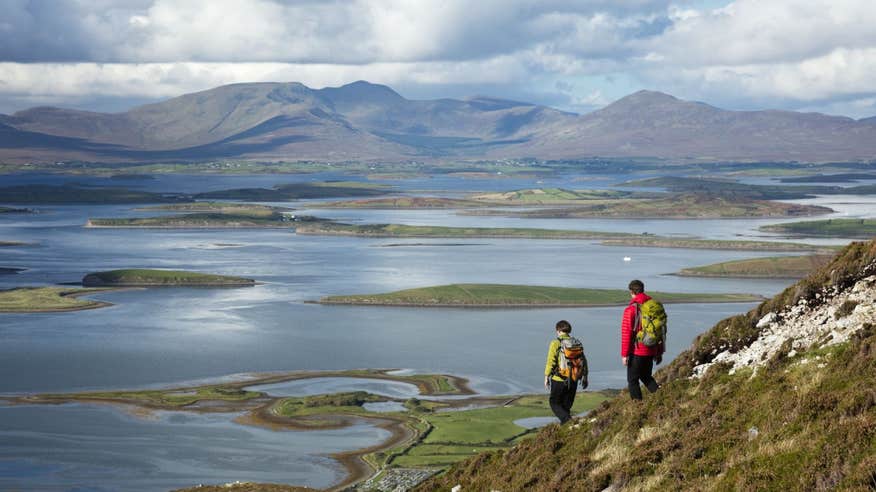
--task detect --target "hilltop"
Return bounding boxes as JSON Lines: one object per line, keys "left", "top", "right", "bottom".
{"left": 2, "top": 82, "right": 876, "bottom": 163}
{"left": 417, "top": 240, "right": 876, "bottom": 491}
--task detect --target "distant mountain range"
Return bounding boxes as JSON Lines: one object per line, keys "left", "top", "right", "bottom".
{"left": 2, "top": 80, "right": 876, "bottom": 163}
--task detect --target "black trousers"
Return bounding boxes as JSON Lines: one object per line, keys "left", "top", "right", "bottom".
{"left": 549, "top": 379, "right": 577, "bottom": 423}
{"left": 627, "top": 355, "right": 660, "bottom": 400}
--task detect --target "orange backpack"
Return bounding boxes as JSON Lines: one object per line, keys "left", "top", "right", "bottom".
{"left": 555, "top": 337, "right": 587, "bottom": 382}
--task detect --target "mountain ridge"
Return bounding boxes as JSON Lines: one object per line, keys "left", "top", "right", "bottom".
{"left": 2, "top": 81, "right": 876, "bottom": 163}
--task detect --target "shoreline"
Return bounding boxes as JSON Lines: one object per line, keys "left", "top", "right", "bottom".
{"left": 311, "top": 297, "right": 765, "bottom": 308}
{"left": 7, "top": 369, "right": 479, "bottom": 491}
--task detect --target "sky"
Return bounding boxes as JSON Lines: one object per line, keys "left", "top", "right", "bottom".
{"left": 2, "top": 0, "right": 876, "bottom": 118}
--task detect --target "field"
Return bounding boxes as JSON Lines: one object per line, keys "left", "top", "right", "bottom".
{"left": 81, "top": 269, "right": 255, "bottom": 286}
{"left": 319, "top": 284, "right": 763, "bottom": 307}
{"left": 678, "top": 255, "right": 834, "bottom": 278}
{"left": 760, "top": 218, "right": 876, "bottom": 238}
{"left": 0, "top": 287, "right": 114, "bottom": 312}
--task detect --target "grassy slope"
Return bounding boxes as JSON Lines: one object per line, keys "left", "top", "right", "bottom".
{"left": 320, "top": 284, "right": 762, "bottom": 306}
{"left": 761, "top": 218, "right": 876, "bottom": 238}
{"left": 417, "top": 241, "right": 876, "bottom": 491}
{"left": 0, "top": 287, "right": 111, "bottom": 312}
{"left": 679, "top": 254, "right": 834, "bottom": 278}
{"left": 82, "top": 269, "right": 254, "bottom": 286}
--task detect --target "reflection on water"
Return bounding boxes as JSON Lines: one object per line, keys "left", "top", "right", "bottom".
{"left": 0, "top": 403, "right": 389, "bottom": 492}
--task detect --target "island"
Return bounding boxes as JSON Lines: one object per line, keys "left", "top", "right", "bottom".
{"left": 0, "top": 206, "right": 34, "bottom": 213}
{"left": 0, "top": 184, "right": 191, "bottom": 204}
{"left": 0, "top": 241, "right": 30, "bottom": 247}
{"left": 0, "top": 267, "right": 26, "bottom": 275}
{"left": 760, "top": 218, "right": 876, "bottom": 239}
{"left": 294, "top": 222, "right": 637, "bottom": 240}
{"left": 0, "top": 287, "right": 115, "bottom": 313}
{"left": 82, "top": 269, "right": 256, "bottom": 287}
{"left": 313, "top": 197, "right": 491, "bottom": 209}
{"left": 14, "top": 369, "right": 611, "bottom": 492}
{"left": 463, "top": 193, "right": 832, "bottom": 218}
{"left": 136, "top": 202, "right": 295, "bottom": 213}
{"left": 677, "top": 255, "right": 834, "bottom": 278}
{"left": 317, "top": 284, "right": 763, "bottom": 307}
{"left": 193, "top": 181, "right": 391, "bottom": 201}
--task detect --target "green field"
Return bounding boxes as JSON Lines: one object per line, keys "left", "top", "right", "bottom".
{"left": 0, "top": 287, "right": 113, "bottom": 312}
{"left": 760, "top": 218, "right": 876, "bottom": 238}
{"left": 81, "top": 269, "right": 255, "bottom": 286}
{"left": 678, "top": 255, "right": 834, "bottom": 278}
{"left": 295, "top": 222, "right": 636, "bottom": 240}
{"left": 320, "top": 284, "right": 763, "bottom": 307}
{"left": 394, "top": 393, "right": 609, "bottom": 468}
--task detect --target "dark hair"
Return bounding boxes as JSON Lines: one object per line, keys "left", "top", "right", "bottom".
{"left": 555, "top": 320, "right": 572, "bottom": 333}
{"left": 628, "top": 279, "right": 645, "bottom": 294}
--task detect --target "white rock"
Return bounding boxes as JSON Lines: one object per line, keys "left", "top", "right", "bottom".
{"left": 756, "top": 312, "right": 777, "bottom": 328}
{"left": 452, "top": 485, "right": 462, "bottom": 492}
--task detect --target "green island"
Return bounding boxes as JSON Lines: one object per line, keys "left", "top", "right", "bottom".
{"left": 193, "top": 181, "right": 391, "bottom": 201}
{"left": 81, "top": 269, "right": 256, "bottom": 287}
{"left": 294, "top": 222, "right": 637, "bottom": 240}
{"left": 0, "top": 241, "right": 30, "bottom": 247}
{"left": 464, "top": 192, "right": 831, "bottom": 219}
{"left": 0, "top": 286, "right": 116, "bottom": 313}
{"left": 677, "top": 255, "right": 834, "bottom": 278}
{"left": 12, "top": 368, "right": 610, "bottom": 491}
{"left": 600, "top": 236, "right": 838, "bottom": 253}
{"left": 315, "top": 197, "right": 492, "bottom": 209}
{"left": 318, "top": 284, "right": 763, "bottom": 307}
{"left": 137, "top": 202, "right": 294, "bottom": 214}
{"left": 86, "top": 212, "right": 302, "bottom": 228}
{"left": 0, "top": 206, "right": 33, "bottom": 213}
{"left": 760, "top": 218, "right": 876, "bottom": 238}
{"left": 619, "top": 176, "right": 876, "bottom": 200}
{"left": 0, "top": 184, "right": 191, "bottom": 204}
{"left": 0, "top": 267, "right": 26, "bottom": 275}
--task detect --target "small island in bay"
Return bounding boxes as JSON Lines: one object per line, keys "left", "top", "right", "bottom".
{"left": 82, "top": 269, "right": 256, "bottom": 287}
{"left": 0, "top": 206, "right": 34, "bottom": 214}
{"left": 760, "top": 218, "right": 876, "bottom": 238}
{"left": 294, "top": 221, "right": 637, "bottom": 240}
{"left": 0, "top": 287, "right": 115, "bottom": 313}
{"left": 136, "top": 202, "right": 295, "bottom": 213}
{"left": 87, "top": 201, "right": 312, "bottom": 228}
{"left": 677, "top": 255, "right": 834, "bottom": 278}
{"left": 317, "top": 283, "right": 763, "bottom": 307}
{"left": 0, "top": 241, "right": 30, "bottom": 247}
{"left": 0, "top": 267, "right": 26, "bottom": 275}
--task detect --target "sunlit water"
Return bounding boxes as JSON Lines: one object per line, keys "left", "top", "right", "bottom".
{"left": 1, "top": 173, "right": 871, "bottom": 490}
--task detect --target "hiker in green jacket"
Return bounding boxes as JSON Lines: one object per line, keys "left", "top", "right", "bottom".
{"left": 544, "top": 320, "right": 588, "bottom": 423}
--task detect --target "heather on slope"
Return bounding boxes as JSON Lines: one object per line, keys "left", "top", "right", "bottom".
{"left": 418, "top": 240, "right": 876, "bottom": 491}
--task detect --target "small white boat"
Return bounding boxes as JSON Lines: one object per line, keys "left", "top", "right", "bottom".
{"left": 623, "top": 256, "right": 632, "bottom": 262}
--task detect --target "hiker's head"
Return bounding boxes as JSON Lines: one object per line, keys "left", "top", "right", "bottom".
{"left": 555, "top": 320, "right": 572, "bottom": 334}
{"left": 628, "top": 279, "right": 644, "bottom": 295}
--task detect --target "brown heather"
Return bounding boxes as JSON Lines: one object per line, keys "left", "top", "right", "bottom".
{"left": 417, "top": 240, "right": 876, "bottom": 492}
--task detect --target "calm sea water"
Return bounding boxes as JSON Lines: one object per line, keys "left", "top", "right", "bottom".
{"left": 1, "top": 172, "right": 872, "bottom": 490}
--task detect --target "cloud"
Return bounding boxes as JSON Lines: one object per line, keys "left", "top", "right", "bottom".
{"left": 1, "top": 0, "right": 876, "bottom": 118}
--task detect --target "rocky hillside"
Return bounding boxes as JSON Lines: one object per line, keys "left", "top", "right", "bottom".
{"left": 417, "top": 240, "right": 876, "bottom": 491}
{"left": 2, "top": 82, "right": 876, "bottom": 163}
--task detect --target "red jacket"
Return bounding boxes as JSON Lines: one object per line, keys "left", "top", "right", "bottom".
{"left": 621, "top": 292, "right": 665, "bottom": 357}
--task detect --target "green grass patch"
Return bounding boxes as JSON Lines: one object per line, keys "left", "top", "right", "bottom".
{"left": 138, "top": 202, "right": 294, "bottom": 216}
{"left": 37, "top": 385, "right": 262, "bottom": 407}
{"left": 469, "top": 188, "right": 634, "bottom": 204}
{"left": 81, "top": 269, "right": 255, "bottom": 287}
{"left": 678, "top": 255, "right": 834, "bottom": 278}
{"left": 761, "top": 218, "right": 876, "bottom": 238}
{"left": 320, "top": 284, "right": 763, "bottom": 307}
{"left": 0, "top": 287, "right": 112, "bottom": 312}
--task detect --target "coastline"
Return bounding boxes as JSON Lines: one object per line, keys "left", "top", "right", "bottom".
{"left": 312, "top": 296, "right": 765, "bottom": 308}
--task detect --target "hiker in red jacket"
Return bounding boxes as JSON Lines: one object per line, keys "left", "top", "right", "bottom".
{"left": 621, "top": 279, "right": 663, "bottom": 400}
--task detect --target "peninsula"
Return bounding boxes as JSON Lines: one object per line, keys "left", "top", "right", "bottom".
{"left": 82, "top": 269, "right": 256, "bottom": 287}
{"left": 677, "top": 255, "right": 834, "bottom": 278}
{"left": 86, "top": 213, "right": 301, "bottom": 228}
{"left": 318, "top": 284, "right": 763, "bottom": 307}
{"left": 0, "top": 287, "right": 115, "bottom": 313}
{"left": 760, "top": 218, "right": 876, "bottom": 238}
{"left": 294, "top": 222, "right": 637, "bottom": 240}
